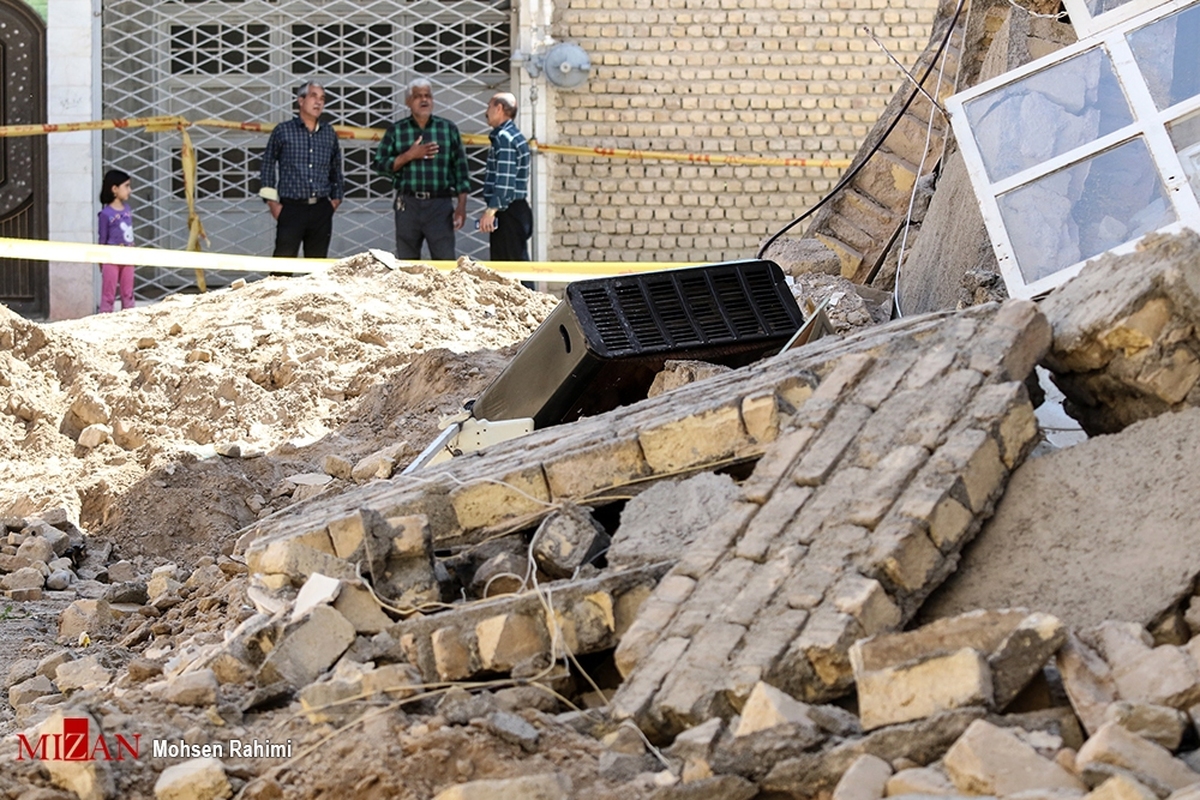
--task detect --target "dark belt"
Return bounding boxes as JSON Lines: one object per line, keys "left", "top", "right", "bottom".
{"left": 399, "top": 190, "right": 456, "bottom": 199}
{"left": 280, "top": 196, "right": 327, "bottom": 205}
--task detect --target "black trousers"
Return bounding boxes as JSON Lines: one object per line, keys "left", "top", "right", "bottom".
{"left": 273, "top": 198, "right": 335, "bottom": 258}
{"left": 490, "top": 198, "right": 533, "bottom": 262}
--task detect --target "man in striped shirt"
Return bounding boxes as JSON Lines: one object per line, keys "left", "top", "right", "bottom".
{"left": 479, "top": 92, "right": 532, "bottom": 261}
{"left": 372, "top": 79, "right": 470, "bottom": 261}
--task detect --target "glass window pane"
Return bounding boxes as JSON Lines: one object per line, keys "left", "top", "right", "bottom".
{"left": 1168, "top": 110, "right": 1200, "bottom": 199}
{"left": 964, "top": 47, "right": 1134, "bottom": 182}
{"left": 1085, "top": 0, "right": 1138, "bottom": 19}
{"left": 1128, "top": 4, "right": 1200, "bottom": 111}
{"left": 997, "top": 138, "right": 1176, "bottom": 284}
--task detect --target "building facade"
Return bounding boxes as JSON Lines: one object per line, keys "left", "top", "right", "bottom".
{"left": 14, "top": 0, "right": 938, "bottom": 318}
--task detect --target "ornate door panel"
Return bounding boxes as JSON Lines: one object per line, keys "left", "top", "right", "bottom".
{"left": 0, "top": 0, "right": 47, "bottom": 318}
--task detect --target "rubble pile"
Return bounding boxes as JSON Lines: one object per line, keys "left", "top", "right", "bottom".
{"left": 5, "top": 232, "right": 1200, "bottom": 800}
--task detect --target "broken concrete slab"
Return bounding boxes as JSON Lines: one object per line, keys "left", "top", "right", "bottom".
{"left": 256, "top": 605, "right": 356, "bottom": 687}
{"left": 922, "top": 407, "right": 1200, "bottom": 632}
{"left": 609, "top": 472, "right": 741, "bottom": 570}
{"left": 1041, "top": 230, "right": 1200, "bottom": 436}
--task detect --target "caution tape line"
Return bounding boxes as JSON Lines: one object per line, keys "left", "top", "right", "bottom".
{"left": 0, "top": 237, "right": 689, "bottom": 280}
{"left": 0, "top": 116, "right": 848, "bottom": 168}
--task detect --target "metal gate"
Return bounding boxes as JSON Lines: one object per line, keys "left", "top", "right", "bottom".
{"left": 0, "top": 0, "right": 48, "bottom": 318}
{"left": 101, "top": 0, "right": 512, "bottom": 300}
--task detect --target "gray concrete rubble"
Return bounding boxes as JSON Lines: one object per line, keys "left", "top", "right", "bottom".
{"left": 1040, "top": 230, "right": 1200, "bottom": 436}
{"left": 922, "top": 406, "right": 1200, "bottom": 631}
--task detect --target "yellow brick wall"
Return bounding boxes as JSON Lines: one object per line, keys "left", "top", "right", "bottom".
{"left": 548, "top": 0, "right": 942, "bottom": 263}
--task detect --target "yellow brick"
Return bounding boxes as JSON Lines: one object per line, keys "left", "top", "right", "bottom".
{"left": 638, "top": 402, "right": 748, "bottom": 473}
{"left": 449, "top": 465, "right": 551, "bottom": 531}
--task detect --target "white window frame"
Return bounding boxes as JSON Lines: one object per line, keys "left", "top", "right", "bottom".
{"left": 946, "top": 0, "right": 1200, "bottom": 299}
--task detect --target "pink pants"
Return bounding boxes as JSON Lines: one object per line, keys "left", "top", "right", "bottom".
{"left": 100, "top": 264, "right": 135, "bottom": 313}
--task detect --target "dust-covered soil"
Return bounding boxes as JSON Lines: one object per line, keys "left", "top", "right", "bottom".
{"left": 1, "top": 254, "right": 557, "bottom": 567}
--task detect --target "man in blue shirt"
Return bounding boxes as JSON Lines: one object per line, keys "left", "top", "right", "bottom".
{"left": 479, "top": 92, "right": 532, "bottom": 261}
{"left": 258, "top": 81, "right": 344, "bottom": 259}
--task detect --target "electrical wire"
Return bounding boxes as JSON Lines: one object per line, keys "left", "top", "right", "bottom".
{"left": 755, "top": 0, "right": 970, "bottom": 262}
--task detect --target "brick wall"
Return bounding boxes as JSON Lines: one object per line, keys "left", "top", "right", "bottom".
{"left": 549, "top": 0, "right": 942, "bottom": 263}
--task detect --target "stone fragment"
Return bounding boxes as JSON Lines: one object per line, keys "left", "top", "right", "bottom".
{"left": 365, "top": 514, "right": 439, "bottom": 609}
{"left": 107, "top": 561, "right": 139, "bottom": 583}
{"left": 646, "top": 775, "right": 758, "bottom": 800}
{"left": 332, "top": 582, "right": 393, "bottom": 634}
{"left": 531, "top": 503, "right": 610, "bottom": 579}
{"left": 46, "top": 570, "right": 73, "bottom": 590}
{"left": 437, "top": 687, "right": 499, "bottom": 725}
{"left": 16, "top": 535, "right": 55, "bottom": 564}
{"left": 832, "top": 754, "right": 893, "bottom": 800}
{"left": 733, "top": 681, "right": 819, "bottom": 738}
{"left": 3, "top": 566, "right": 45, "bottom": 591}
{"left": 37, "top": 709, "right": 115, "bottom": 800}
{"left": 1075, "top": 722, "right": 1200, "bottom": 794}
{"left": 323, "top": 454, "right": 353, "bottom": 480}
{"left": 257, "top": 605, "right": 355, "bottom": 687}
{"left": 147, "top": 564, "right": 183, "bottom": 602}
{"left": 104, "top": 581, "right": 148, "bottom": 605}
{"left": 1086, "top": 775, "right": 1160, "bottom": 800}
{"left": 647, "top": 360, "right": 734, "bottom": 398}
{"left": 851, "top": 609, "right": 1063, "bottom": 729}
{"left": 78, "top": 424, "right": 112, "bottom": 448}
{"left": 886, "top": 766, "right": 957, "bottom": 795}
{"left": 1104, "top": 702, "right": 1188, "bottom": 751}
{"left": 298, "top": 673, "right": 364, "bottom": 724}
{"left": 55, "top": 656, "right": 112, "bottom": 693}
{"left": 290, "top": 573, "right": 342, "bottom": 623}
{"left": 163, "top": 669, "right": 219, "bottom": 706}
{"left": 486, "top": 711, "right": 540, "bottom": 752}
{"left": 9, "top": 674, "right": 56, "bottom": 707}
{"left": 943, "top": 720, "right": 1087, "bottom": 795}
{"left": 153, "top": 756, "right": 232, "bottom": 800}
{"left": 469, "top": 551, "right": 529, "bottom": 598}
{"left": 351, "top": 451, "right": 396, "bottom": 482}
{"left": 1059, "top": 633, "right": 1119, "bottom": 736}
{"left": 1110, "top": 645, "right": 1200, "bottom": 710}
{"left": 431, "top": 773, "right": 572, "bottom": 800}
{"left": 58, "top": 599, "right": 116, "bottom": 642}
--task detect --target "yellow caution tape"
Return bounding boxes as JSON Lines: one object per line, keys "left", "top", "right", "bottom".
{"left": 0, "top": 236, "right": 689, "bottom": 281}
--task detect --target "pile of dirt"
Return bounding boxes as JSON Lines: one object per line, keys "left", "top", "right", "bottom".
{"left": 0, "top": 254, "right": 558, "bottom": 567}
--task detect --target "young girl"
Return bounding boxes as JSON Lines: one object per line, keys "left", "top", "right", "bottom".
{"left": 97, "top": 169, "right": 135, "bottom": 313}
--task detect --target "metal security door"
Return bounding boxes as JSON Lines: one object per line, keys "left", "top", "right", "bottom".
{"left": 101, "top": 0, "right": 511, "bottom": 300}
{"left": 0, "top": 0, "right": 48, "bottom": 318}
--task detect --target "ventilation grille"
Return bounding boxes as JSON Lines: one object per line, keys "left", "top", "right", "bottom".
{"left": 568, "top": 260, "right": 802, "bottom": 358}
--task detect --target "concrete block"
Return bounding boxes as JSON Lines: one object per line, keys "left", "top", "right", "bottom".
{"left": 1075, "top": 722, "right": 1200, "bottom": 794}
{"left": 476, "top": 612, "right": 549, "bottom": 672}
{"left": 2, "top": 566, "right": 45, "bottom": 591}
{"left": 733, "top": 681, "right": 817, "bottom": 738}
{"left": 332, "top": 582, "right": 394, "bottom": 634}
{"left": 450, "top": 466, "right": 551, "bottom": 531}
{"left": 611, "top": 472, "right": 739, "bottom": 569}
{"left": 943, "top": 720, "right": 1087, "bottom": 795}
{"left": 832, "top": 754, "right": 893, "bottom": 800}
{"left": 638, "top": 403, "right": 748, "bottom": 473}
{"left": 257, "top": 605, "right": 356, "bottom": 687}
{"left": 543, "top": 436, "right": 651, "bottom": 500}
{"left": 532, "top": 503, "right": 610, "bottom": 579}
{"left": 432, "top": 773, "right": 572, "bottom": 800}
{"left": 853, "top": 645, "right": 991, "bottom": 731}
{"left": 15, "top": 536, "right": 54, "bottom": 564}
{"left": 153, "top": 756, "right": 232, "bottom": 800}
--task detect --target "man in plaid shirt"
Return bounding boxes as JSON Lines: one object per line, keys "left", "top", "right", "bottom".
{"left": 258, "top": 81, "right": 344, "bottom": 259}
{"left": 479, "top": 92, "right": 532, "bottom": 261}
{"left": 372, "top": 79, "right": 470, "bottom": 261}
